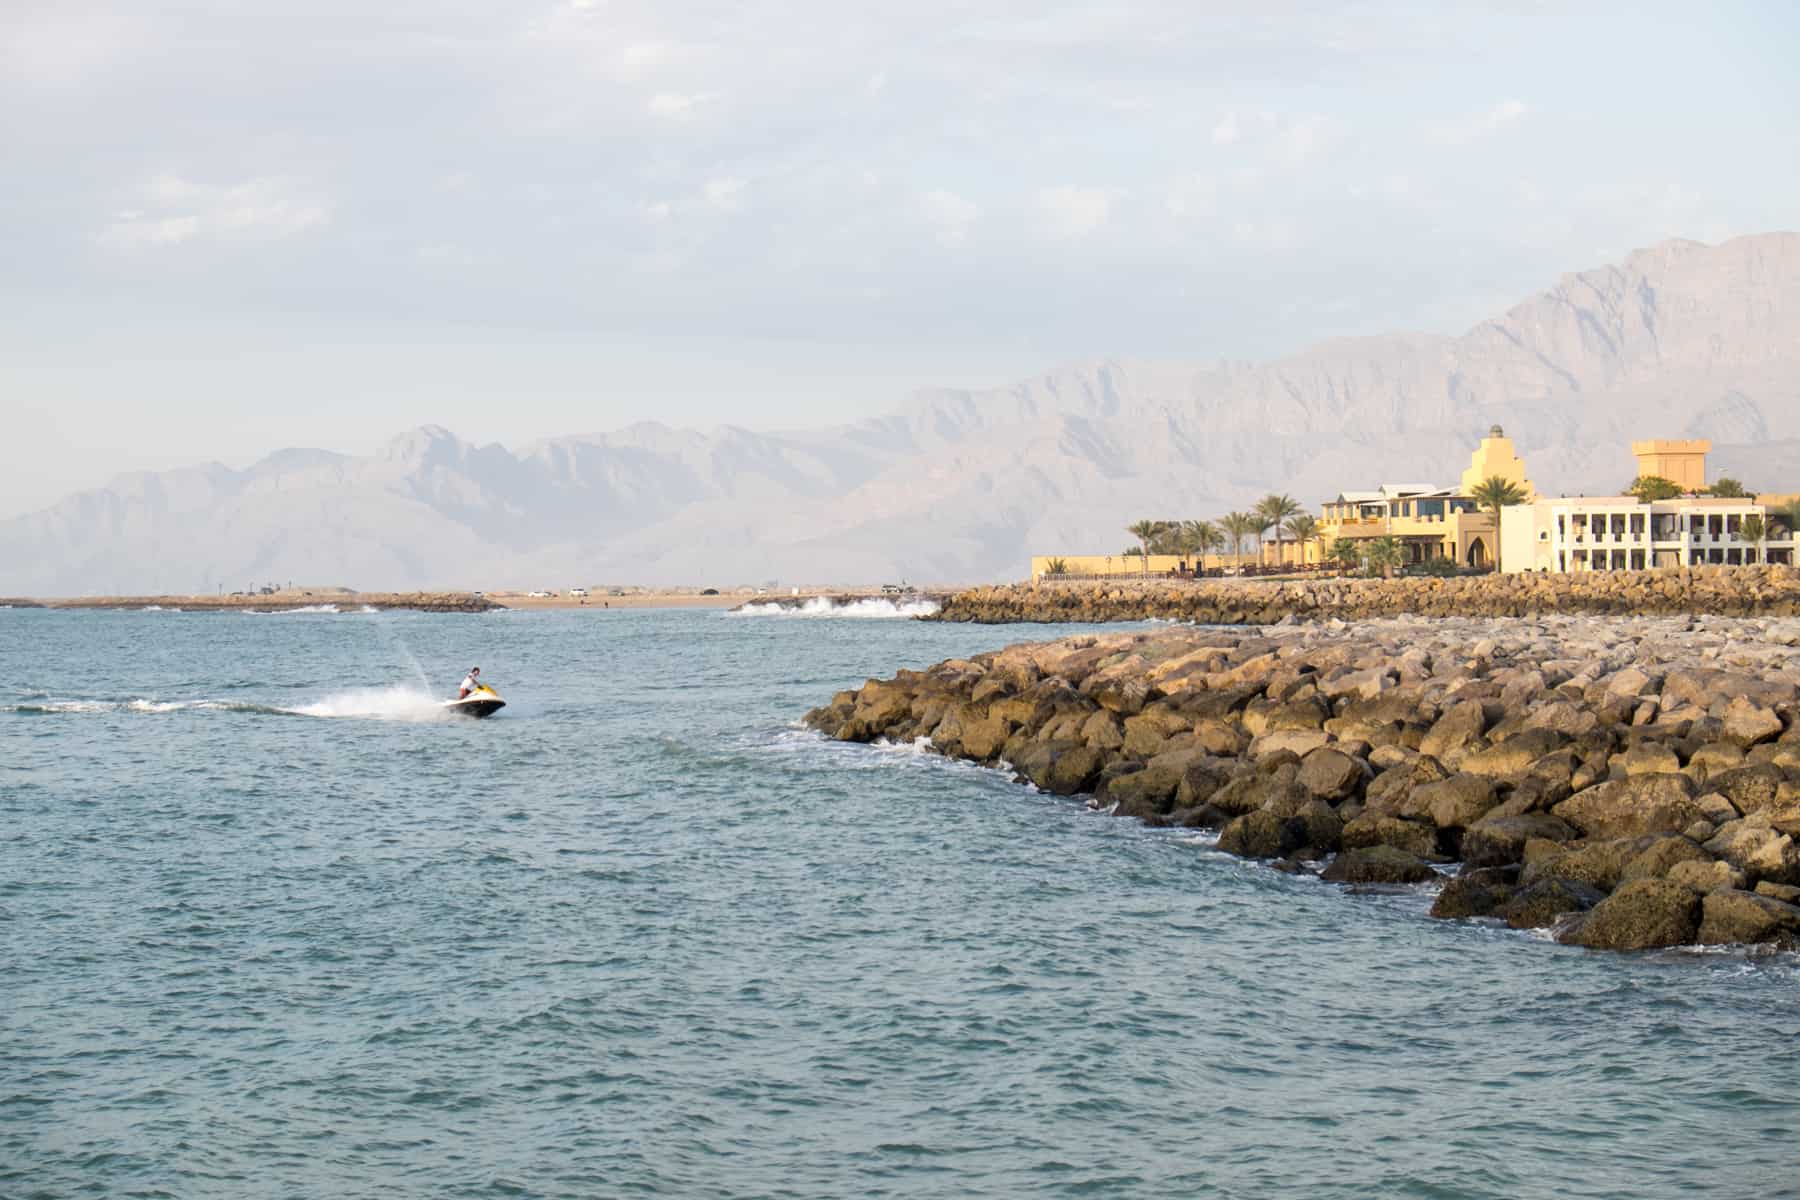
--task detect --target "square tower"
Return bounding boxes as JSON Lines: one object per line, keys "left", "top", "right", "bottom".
{"left": 1631, "top": 440, "right": 1710, "bottom": 492}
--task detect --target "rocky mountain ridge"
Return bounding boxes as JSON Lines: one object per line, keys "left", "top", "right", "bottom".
{"left": 5, "top": 233, "right": 1797, "bottom": 594}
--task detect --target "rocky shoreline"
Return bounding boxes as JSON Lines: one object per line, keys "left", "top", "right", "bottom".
{"left": 21, "top": 592, "right": 500, "bottom": 613}
{"left": 804, "top": 615, "right": 1800, "bottom": 953}
{"left": 928, "top": 565, "right": 1800, "bottom": 624}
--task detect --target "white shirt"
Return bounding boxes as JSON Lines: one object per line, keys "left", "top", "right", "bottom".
{"left": 460, "top": 674, "right": 481, "bottom": 695}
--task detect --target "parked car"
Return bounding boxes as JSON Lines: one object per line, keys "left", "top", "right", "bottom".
{"left": 569, "top": 588, "right": 589, "bottom": 598}
{"left": 527, "top": 590, "right": 551, "bottom": 598}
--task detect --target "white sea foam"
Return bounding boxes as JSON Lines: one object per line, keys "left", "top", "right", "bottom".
{"left": 289, "top": 685, "right": 450, "bottom": 721}
{"left": 729, "top": 596, "right": 939, "bottom": 619}
{"left": 244, "top": 604, "right": 340, "bottom": 615}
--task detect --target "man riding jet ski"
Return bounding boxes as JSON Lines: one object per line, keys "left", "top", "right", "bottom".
{"left": 446, "top": 666, "right": 505, "bottom": 717}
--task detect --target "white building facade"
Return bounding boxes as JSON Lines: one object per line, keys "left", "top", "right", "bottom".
{"left": 1500, "top": 496, "right": 1796, "bottom": 573}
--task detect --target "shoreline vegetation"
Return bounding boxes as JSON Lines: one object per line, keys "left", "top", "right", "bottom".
{"left": 805, "top": 614, "right": 1800, "bottom": 953}
{"left": 929, "top": 564, "right": 1800, "bottom": 623}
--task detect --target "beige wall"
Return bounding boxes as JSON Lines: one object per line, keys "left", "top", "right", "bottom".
{"left": 1458, "top": 429, "right": 1535, "bottom": 499}
{"left": 1030, "top": 553, "right": 1233, "bottom": 580}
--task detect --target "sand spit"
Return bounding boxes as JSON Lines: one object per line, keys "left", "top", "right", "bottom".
{"left": 806, "top": 614, "right": 1800, "bottom": 953}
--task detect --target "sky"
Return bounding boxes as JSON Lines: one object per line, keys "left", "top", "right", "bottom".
{"left": 4, "top": 0, "right": 1797, "bottom": 518}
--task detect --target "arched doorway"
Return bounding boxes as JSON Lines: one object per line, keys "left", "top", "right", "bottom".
{"left": 1466, "top": 538, "right": 1488, "bottom": 569}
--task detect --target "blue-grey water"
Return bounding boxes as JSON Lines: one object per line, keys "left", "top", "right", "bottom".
{"left": 3, "top": 605, "right": 1796, "bottom": 1200}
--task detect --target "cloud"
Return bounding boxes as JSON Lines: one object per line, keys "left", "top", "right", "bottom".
{"left": 1165, "top": 174, "right": 1217, "bottom": 219}
{"left": 643, "top": 200, "right": 672, "bottom": 222}
{"left": 1036, "top": 186, "right": 1114, "bottom": 239}
{"left": 920, "top": 189, "right": 980, "bottom": 244}
{"left": 97, "top": 173, "right": 330, "bottom": 250}
{"left": 647, "top": 91, "right": 716, "bottom": 118}
{"left": 1212, "top": 112, "right": 1241, "bottom": 145}
{"left": 703, "top": 176, "right": 745, "bottom": 211}
{"left": 1430, "top": 98, "right": 1528, "bottom": 145}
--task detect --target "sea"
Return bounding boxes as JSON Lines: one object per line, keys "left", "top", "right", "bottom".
{"left": 3, "top": 604, "right": 1796, "bottom": 1200}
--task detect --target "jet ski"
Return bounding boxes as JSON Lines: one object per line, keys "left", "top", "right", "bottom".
{"left": 443, "top": 684, "right": 506, "bottom": 718}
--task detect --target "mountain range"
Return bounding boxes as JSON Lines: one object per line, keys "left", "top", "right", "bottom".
{"left": 7, "top": 233, "right": 1798, "bottom": 594}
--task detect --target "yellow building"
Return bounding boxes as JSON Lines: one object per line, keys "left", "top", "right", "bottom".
{"left": 1314, "top": 426, "right": 1532, "bottom": 569}
{"left": 1030, "top": 553, "right": 1234, "bottom": 581}
{"left": 1631, "top": 439, "right": 1710, "bottom": 491}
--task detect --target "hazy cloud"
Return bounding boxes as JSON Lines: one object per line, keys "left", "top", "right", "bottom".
{"left": 1037, "top": 186, "right": 1114, "bottom": 239}
{"left": 921, "top": 189, "right": 980, "bottom": 244}
{"left": 98, "top": 174, "right": 330, "bottom": 250}
{"left": 702, "top": 176, "right": 746, "bottom": 211}
{"left": 1430, "top": 98, "right": 1529, "bottom": 145}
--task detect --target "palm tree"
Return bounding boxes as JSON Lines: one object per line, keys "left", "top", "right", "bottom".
{"left": 1221, "top": 512, "right": 1255, "bottom": 572}
{"left": 1284, "top": 514, "right": 1319, "bottom": 567}
{"left": 1183, "top": 519, "right": 1222, "bottom": 571}
{"left": 1256, "top": 494, "right": 1302, "bottom": 569}
{"left": 1365, "top": 535, "right": 1403, "bottom": 577}
{"left": 1327, "top": 538, "right": 1363, "bottom": 573}
{"left": 1738, "top": 514, "right": 1767, "bottom": 564}
{"left": 1468, "top": 475, "right": 1528, "bottom": 572}
{"left": 1709, "top": 477, "right": 1749, "bottom": 498}
{"left": 1126, "top": 520, "right": 1161, "bottom": 575}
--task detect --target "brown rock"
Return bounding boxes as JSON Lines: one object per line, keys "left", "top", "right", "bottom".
{"left": 1552, "top": 774, "right": 1702, "bottom": 841}
{"left": 1341, "top": 814, "right": 1441, "bottom": 858}
{"left": 1704, "top": 816, "right": 1800, "bottom": 886}
{"left": 1722, "top": 696, "right": 1784, "bottom": 747}
{"left": 1296, "top": 747, "right": 1366, "bottom": 801}
{"left": 1320, "top": 845, "right": 1439, "bottom": 885}
{"left": 1617, "top": 836, "right": 1713, "bottom": 885}
{"left": 1419, "top": 700, "right": 1487, "bottom": 760}
{"left": 1417, "top": 774, "right": 1501, "bottom": 832}
{"left": 1498, "top": 878, "right": 1605, "bottom": 930}
{"left": 1430, "top": 867, "right": 1518, "bottom": 919}
{"left": 1560, "top": 879, "right": 1703, "bottom": 950}
{"left": 1461, "top": 813, "right": 1578, "bottom": 869}
{"left": 1696, "top": 889, "right": 1800, "bottom": 946}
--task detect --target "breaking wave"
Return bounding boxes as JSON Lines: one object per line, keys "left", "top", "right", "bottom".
{"left": 729, "top": 596, "right": 939, "bottom": 619}
{"left": 6, "top": 697, "right": 288, "bottom": 716}
{"left": 243, "top": 604, "right": 341, "bottom": 615}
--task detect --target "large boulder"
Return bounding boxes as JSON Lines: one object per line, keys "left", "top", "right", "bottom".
{"left": 1296, "top": 747, "right": 1366, "bottom": 801}
{"left": 1617, "top": 836, "right": 1713, "bottom": 885}
{"left": 1722, "top": 696, "right": 1784, "bottom": 747}
{"left": 1696, "top": 889, "right": 1800, "bottom": 946}
{"left": 1340, "top": 814, "right": 1441, "bottom": 859}
{"left": 1419, "top": 700, "right": 1487, "bottom": 760}
{"left": 1460, "top": 729, "right": 1565, "bottom": 780}
{"left": 1667, "top": 858, "right": 1747, "bottom": 893}
{"left": 1249, "top": 728, "right": 1332, "bottom": 760}
{"left": 1705, "top": 765, "right": 1785, "bottom": 816}
{"left": 1461, "top": 813, "right": 1577, "bottom": 869}
{"left": 1011, "top": 740, "right": 1105, "bottom": 796}
{"left": 1621, "top": 741, "right": 1681, "bottom": 778}
{"left": 1552, "top": 774, "right": 1703, "bottom": 841}
{"left": 1217, "top": 810, "right": 1295, "bottom": 859}
{"left": 1560, "top": 879, "right": 1703, "bottom": 950}
{"left": 1523, "top": 837, "right": 1657, "bottom": 892}
{"left": 1430, "top": 867, "right": 1518, "bottom": 920}
{"left": 1320, "top": 845, "right": 1439, "bottom": 885}
{"left": 1416, "top": 774, "right": 1501, "bottom": 832}
{"left": 1497, "top": 878, "right": 1605, "bottom": 930}
{"left": 1704, "top": 816, "right": 1800, "bottom": 886}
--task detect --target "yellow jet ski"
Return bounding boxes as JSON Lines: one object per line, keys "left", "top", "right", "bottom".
{"left": 443, "top": 683, "right": 506, "bottom": 718}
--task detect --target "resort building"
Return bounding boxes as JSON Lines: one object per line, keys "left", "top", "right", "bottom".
{"left": 1498, "top": 440, "right": 1795, "bottom": 572}
{"left": 1311, "top": 426, "right": 1534, "bottom": 569}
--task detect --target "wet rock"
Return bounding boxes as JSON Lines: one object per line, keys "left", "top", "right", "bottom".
{"left": 1560, "top": 879, "right": 1703, "bottom": 950}
{"left": 1461, "top": 813, "right": 1577, "bottom": 869}
{"left": 1524, "top": 837, "right": 1657, "bottom": 893}
{"left": 1340, "top": 814, "right": 1441, "bottom": 859}
{"left": 1218, "top": 810, "right": 1295, "bottom": 859}
{"left": 1697, "top": 889, "right": 1800, "bottom": 946}
{"left": 1498, "top": 878, "right": 1605, "bottom": 930}
{"left": 1320, "top": 845, "right": 1439, "bottom": 885}
{"left": 1430, "top": 867, "right": 1518, "bottom": 919}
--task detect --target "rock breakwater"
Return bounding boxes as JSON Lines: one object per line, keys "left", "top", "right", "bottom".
{"left": 804, "top": 615, "right": 1800, "bottom": 953}
{"left": 35, "top": 591, "right": 500, "bottom": 613}
{"left": 931, "top": 565, "right": 1800, "bottom": 624}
